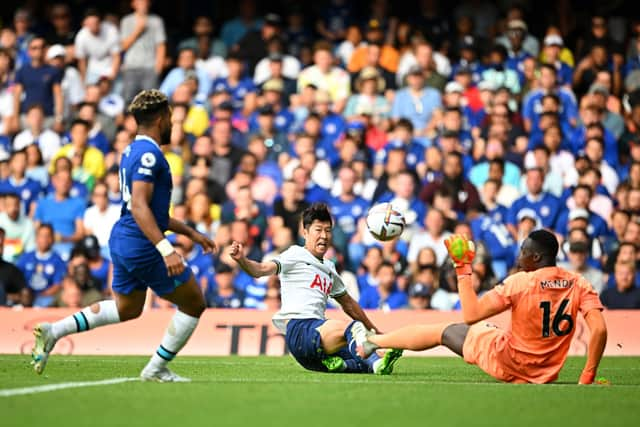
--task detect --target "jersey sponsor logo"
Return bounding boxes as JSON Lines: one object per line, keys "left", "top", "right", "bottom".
{"left": 310, "top": 274, "right": 333, "bottom": 295}
{"left": 137, "top": 167, "right": 152, "bottom": 176}
{"left": 141, "top": 152, "right": 156, "bottom": 167}
{"left": 540, "top": 205, "right": 550, "bottom": 217}
{"left": 540, "top": 279, "right": 573, "bottom": 289}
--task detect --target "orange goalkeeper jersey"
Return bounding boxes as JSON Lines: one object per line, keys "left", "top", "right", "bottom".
{"left": 483, "top": 266, "right": 603, "bottom": 383}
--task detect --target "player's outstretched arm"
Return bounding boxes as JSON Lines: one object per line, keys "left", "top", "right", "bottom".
{"left": 168, "top": 218, "right": 216, "bottom": 253}
{"left": 335, "top": 293, "right": 379, "bottom": 333}
{"left": 229, "top": 241, "right": 278, "bottom": 278}
{"left": 579, "top": 309, "right": 608, "bottom": 385}
{"left": 445, "top": 234, "right": 506, "bottom": 324}
{"left": 130, "top": 181, "right": 184, "bottom": 276}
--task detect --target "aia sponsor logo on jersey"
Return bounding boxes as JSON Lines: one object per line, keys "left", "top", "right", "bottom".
{"left": 310, "top": 274, "right": 333, "bottom": 295}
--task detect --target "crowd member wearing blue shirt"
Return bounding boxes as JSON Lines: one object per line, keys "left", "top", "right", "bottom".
{"left": 329, "top": 166, "right": 369, "bottom": 259}
{"left": 17, "top": 224, "right": 66, "bottom": 307}
{"left": 554, "top": 185, "right": 610, "bottom": 240}
{"left": 34, "top": 169, "right": 86, "bottom": 259}
{"left": 374, "top": 119, "right": 425, "bottom": 177}
{"left": 13, "top": 36, "right": 64, "bottom": 124}
{"left": 540, "top": 35, "right": 573, "bottom": 87}
{"left": 159, "top": 47, "right": 211, "bottom": 100}
{"left": 391, "top": 65, "right": 442, "bottom": 138}
{"left": 174, "top": 224, "right": 214, "bottom": 293}
{"left": 507, "top": 167, "right": 562, "bottom": 234}
{"left": 210, "top": 53, "right": 257, "bottom": 112}
{"left": 522, "top": 64, "right": 578, "bottom": 134}
{"left": 0, "top": 149, "right": 42, "bottom": 216}
{"left": 207, "top": 262, "right": 244, "bottom": 308}
{"left": 75, "top": 102, "right": 111, "bottom": 155}
{"left": 359, "top": 261, "right": 407, "bottom": 310}
{"left": 220, "top": 2, "right": 263, "bottom": 48}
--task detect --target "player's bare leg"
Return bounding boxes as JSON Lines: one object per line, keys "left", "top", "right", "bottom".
{"left": 358, "top": 322, "right": 469, "bottom": 358}
{"left": 140, "top": 276, "right": 205, "bottom": 382}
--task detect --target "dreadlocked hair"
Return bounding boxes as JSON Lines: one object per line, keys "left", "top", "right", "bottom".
{"left": 127, "top": 89, "right": 169, "bottom": 126}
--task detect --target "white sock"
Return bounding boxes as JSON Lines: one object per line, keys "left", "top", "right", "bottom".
{"left": 147, "top": 310, "right": 199, "bottom": 370}
{"left": 51, "top": 300, "right": 121, "bottom": 340}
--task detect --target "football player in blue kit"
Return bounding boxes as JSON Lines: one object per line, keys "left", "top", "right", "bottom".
{"left": 31, "top": 90, "right": 216, "bottom": 382}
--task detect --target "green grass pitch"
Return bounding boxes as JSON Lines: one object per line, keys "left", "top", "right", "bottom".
{"left": 1, "top": 355, "right": 639, "bottom": 427}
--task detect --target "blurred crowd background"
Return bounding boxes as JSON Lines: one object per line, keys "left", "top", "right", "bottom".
{"left": 0, "top": 0, "right": 639, "bottom": 311}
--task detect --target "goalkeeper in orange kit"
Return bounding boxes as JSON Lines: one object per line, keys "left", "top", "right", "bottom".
{"left": 354, "top": 230, "right": 608, "bottom": 384}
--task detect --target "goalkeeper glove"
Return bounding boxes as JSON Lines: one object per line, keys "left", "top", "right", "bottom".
{"left": 444, "top": 234, "right": 476, "bottom": 276}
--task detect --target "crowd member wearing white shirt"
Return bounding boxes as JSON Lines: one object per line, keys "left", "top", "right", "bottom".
{"left": 82, "top": 182, "right": 120, "bottom": 254}
{"left": 297, "top": 41, "right": 350, "bottom": 113}
{"left": 74, "top": 9, "right": 121, "bottom": 84}
{"left": 230, "top": 203, "right": 402, "bottom": 374}
{"left": 12, "top": 104, "right": 61, "bottom": 164}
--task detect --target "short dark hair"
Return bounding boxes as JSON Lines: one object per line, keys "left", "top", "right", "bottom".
{"left": 528, "top": 229, "right": 559, "bottom": 259}
{"left": 395, "top": 118, "right": 414, "bottom": 133}
{"left": 301, "top": 203, "right": 333, "bottom": 229}
{"left": 38, "top": 223, "right": 55, "bottom": 235}
{"left": 70, "top": 118, "right": 91, "bottom": 130}
{"left": 127, "top": 89, "right": 169, "bottom": 126}
{"left": 574, "top": 184, "right": 593, "bottom": 198}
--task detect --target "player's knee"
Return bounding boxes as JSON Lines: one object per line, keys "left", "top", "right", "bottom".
{"left": 442, "top": 323, "right": 468, "bottom": 357}
{"left": 118, "top": 306, "right": 143, "bottom": 321}
{"left": 181, "top": 299, "right": 206, "bottom": 318}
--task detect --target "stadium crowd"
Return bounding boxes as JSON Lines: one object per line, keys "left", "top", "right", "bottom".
{"left": 1, "top": 0, "right": 639, "bottom": 311}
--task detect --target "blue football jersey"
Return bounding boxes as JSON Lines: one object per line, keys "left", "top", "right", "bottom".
{"left": 110, "top": 136, "right": 172, "bottom": 251}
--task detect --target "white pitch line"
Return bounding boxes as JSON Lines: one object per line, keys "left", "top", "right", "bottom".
{"left": 0, "top": 377, "right": 138, "bottom": 397}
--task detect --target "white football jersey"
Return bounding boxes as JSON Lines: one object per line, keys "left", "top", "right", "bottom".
{"left": 271, "top": 245, "right": 348, "bottom": 333}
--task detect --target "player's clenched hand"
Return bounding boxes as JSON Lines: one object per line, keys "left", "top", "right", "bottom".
{"left": 192, "top": 232, "right": 217, "bottom": 254}
{"left": 444, "top": 234, "right": 476, "bottom": 275}
{"left": 164, "top": 252, "right": 185, "bottom": 276}
{"left": 229, "top": 241, "right": 245, "bottom": 262}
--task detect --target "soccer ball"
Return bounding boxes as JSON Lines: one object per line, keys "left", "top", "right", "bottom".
{"left": 366, "top": 203, "right": 406, "bottom": 241}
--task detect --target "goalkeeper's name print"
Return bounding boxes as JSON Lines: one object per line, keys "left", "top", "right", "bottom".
{"left": 540, "top": 279, "right": 574, "bottom": 290}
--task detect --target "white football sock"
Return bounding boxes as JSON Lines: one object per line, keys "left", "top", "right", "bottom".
{"left": 147, "top": 310, "right": 199, "bottom": 369}
{"left": 51, "top": 300, "right": 121, "bottom": 340}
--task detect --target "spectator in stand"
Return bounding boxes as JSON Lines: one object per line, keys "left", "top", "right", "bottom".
{"left": 178, "top": 15, "right": 227, "bottom": 60}
{"left": 507, "top": 167, "right": 562, "bottom": 235}
{"left": 34, "top": 169, "right": 86, "bottom": 258}
{"left": 120, "top": 0, "right": 166, "bottom": 102}
{"left": 17, "top": 223, "right": 66, "bottom": 307}
{"left": 235, "top": 13, "right": 283, "bottom": 74}
{"left": 559, "top": 240, "right": 606, "bottom": 294}
{"left": 220, "top": 0, "right": 263, "bottom": 48}
{"left": 45, "top": 3, "right": 76, "bottom": 60}
{"left": 51, "top": 119, "right": 106, "bottom": 181}
{"left": 297, "top": 41, "right": 351, "bottom": 113}
{"left": 600, "top": 261, "right": 640, "bottom": 309}
{"left": 0, "top": 149, "right": 43, "bottom": 216}
{"left": 540, "top": 35, "right": 574, "bottom": 88}
{"left": 160, "top": 47, "right": 211, "bottom": 100}
{"left": 210, "top": 52, "right": 257, "bottom": 114}
{"left": 46, "top": 44, "right": 86, "bottom": 121}
{"left": 74, "top": 8, "right": 121, "bottom": 85}
{"left": 0, "top": 193, "right": 36, "bottom": 262}
{"left": 12, "top": 104, "right": 62, "bottom": 164}
{"left": 0, "top": 226, "right": 28, "bottom": 306}
{"left": 420, "top": 151, "right": 482, "bottom": 214}
{"left": 82, "top": 182, "right": 120, "bottom": 253}
{"left": 207, "top": 262, "right": 244, "bottom": 308}
{"left": 76, "top": 102, "right": 111, "bottom": 155}
{"left": 359, "top": 261, "right": 407, "bottom": 310}
{"left": 392, "top": 65, "right": 442, "bottom": 139}
{"left": 12, "top": 36, "right": 64, "bottom": 133}
{"left": 348, "top": 19, "right": 399, "bottom": 75}
{"left": 11, "top": 9, "right": 34, "bottom": 69}
{"left": 408, "top": 208, "right": 452, "bottom": 267}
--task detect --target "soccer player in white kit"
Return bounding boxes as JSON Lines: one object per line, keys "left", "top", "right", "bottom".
{"left": 230, "top": 203, "right": 402, "bottom": 374}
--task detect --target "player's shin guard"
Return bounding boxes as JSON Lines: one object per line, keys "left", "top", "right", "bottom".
{"left": 51, "top": 300, "right": 121, "bottom": 339}
{"left": 148, "top": 310, "right": 199, "bottom": 369}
